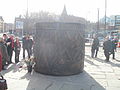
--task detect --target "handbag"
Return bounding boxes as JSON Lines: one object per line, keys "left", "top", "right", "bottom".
{"left": 0, "top": 74, "right": 8, "bottom": 90}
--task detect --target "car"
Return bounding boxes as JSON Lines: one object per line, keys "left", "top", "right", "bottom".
{"left": 85, "top": 38, "right": 89, "bottom": 43}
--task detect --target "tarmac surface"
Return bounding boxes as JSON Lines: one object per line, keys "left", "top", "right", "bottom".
{"left": 1, "top": 45, "right": 120, "bottom": 90}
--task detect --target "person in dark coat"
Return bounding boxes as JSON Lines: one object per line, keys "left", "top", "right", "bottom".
{"left": 2, "top": 34, "right": 9, "bottom": 64}
{"left": 22, "top": 35, "right": 27, "bottom": 59}
{"left": 91, "top": 36, "right": 99, "bottom": 58}
{"left": 113, "top": 38, "right": 118, "bottom": 51}
{"left": 0, "top": 38, "right": 9, "bottom": 70}
{"left": 14, "top": 37, "right": 21, "bottom": 63}
{"left": 0, "top": 49, "right": 2, "bottom": 71}
{"left": 6, "top": 35, "right": 14, "bottom": 64}
{"left": 27, "top": 36, "right": 33, "bottom": 58}
{"left": 111, "top": 39, "right": 116, "bottom": 59}
{"left": 103, "top": 37, "right": 112, "bottom": 62}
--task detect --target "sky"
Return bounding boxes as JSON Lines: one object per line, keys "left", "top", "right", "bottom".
{"left": 0, "top": 0, "right": 120, "bottom": 23}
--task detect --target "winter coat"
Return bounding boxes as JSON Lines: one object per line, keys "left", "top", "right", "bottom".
{"left": 103, "top": 40, "right": 112, "bottom": 52}
{"left": 6, "top": 37, "right": 14, "bottom": 50}
{"left": 14, "top": 41, "right": 21, "bottom": 53}
{"left": 0, "top": 49, "right": 2, "bottom": 71}
{"left": 28, "top": 39, "right": 33, "bottom": 49}
{"left": 0, "top": 42, "right": 9, "bottom": 65}
{"left": 22, "top": 37, "right": 27, "bottom": 49}
{"left": 91, "top": 38, "right": 99, "bottom": 50}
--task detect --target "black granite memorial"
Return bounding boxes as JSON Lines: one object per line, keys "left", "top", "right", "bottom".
{"left": 34, "top": 22, "right": 85, "bottom": 76}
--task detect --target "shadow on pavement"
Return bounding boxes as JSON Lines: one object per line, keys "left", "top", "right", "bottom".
{"left": 1, "top": 64, "right": 15, "bottom": 75}
{"left": 20, "top": 71, "right": 106, "bottom": 90}
{"left": 94, "top": 58, "right": 120, "bottom": 68}
{"left": 1, "top": 61, "right": 25, "bottom": 75}
{"left": 85, "top": 55, "right": 105, "bottom": 64}
{"left": 85, "top": 55, "right": 120, "bottom": 68}
{"left": 85, "top": 58, "right": 99, "bottom": 67}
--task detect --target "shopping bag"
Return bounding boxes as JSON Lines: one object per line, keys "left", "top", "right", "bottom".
{"left": 0, "top": 74, "right": 8, "bottom": 90}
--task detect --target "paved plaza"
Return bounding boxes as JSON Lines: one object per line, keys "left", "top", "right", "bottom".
{"left": 1, "top": 45, "right": 120, "bottom": 90}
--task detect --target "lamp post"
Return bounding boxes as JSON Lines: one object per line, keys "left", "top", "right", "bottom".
{"left": 105, "top": 0, "right": 107, "bottom": 32}
{"left": 97, "top": 8, "right": 99, "bottom": 34}
{"left": 25, "top": 0, "right": 29, "bottom": 34}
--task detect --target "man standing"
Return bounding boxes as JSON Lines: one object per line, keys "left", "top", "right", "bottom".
{"left": 103, "top": 37, "right": 112, "bottom": 62}
{"left": 91, "top": 36, "right": 99, "bottom": 58}
{"left": 22, "top": 35, "right": 27, "bottom": 59}
{"left": 111, "top": 39, "right": 116, "bottom": 59}
{"left": 0, "top": 37, "right": 9, "bottom": 70}
{"left": 27, "top": 36, "right": 33, "bottom": 58}
{"left": 6, "top": 35, "right": 14, "bottom": 64}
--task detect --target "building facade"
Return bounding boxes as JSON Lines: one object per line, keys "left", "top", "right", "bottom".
{"left": 14, "top": 15, "right": 24, "bottom": 36}
{"left": 0, "top": 16, "right": 4, "bottom": 32}
{"left": 4, "top": 23, "right": 14, "bottom": 33}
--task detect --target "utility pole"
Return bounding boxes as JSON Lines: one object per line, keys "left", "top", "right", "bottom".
{"left": 97, "top": 8, "right": 99, "bottom": 34}
{"left": 25, "top": 0, "right": 29, "bottom": 35}
{"left": 105, "top": 0, "right": 107, "bottom": 32}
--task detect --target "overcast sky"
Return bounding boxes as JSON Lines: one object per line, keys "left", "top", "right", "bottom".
{"left": 0, "top": 0, "right": 120, "bottom": 23}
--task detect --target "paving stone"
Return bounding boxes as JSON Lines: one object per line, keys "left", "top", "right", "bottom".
{"left": 94, "top": 79, "right": 108, "bottom": 87}
{"left": 98, "top": 66, "right": 114, "bottom": 73}
{"left": 90, "top": 74, "right": 106, "bottom": 79}
{"left": 46, "top": 82, "right": 63, "bottom": 90}
{"left": 105, "top": 73, "right": 118, "bottom": 80}
{"left": 106, "top": 87, "right": 120, "bottom": 90}
{"left": 60, "top": 83, "right": 105, "bottom": 90}
{"left": 107, "top": 80, "right": 120, "bottom": 87}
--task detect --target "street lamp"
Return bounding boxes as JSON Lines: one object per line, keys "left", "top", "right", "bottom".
{"left": 105, "top": 0, "right": 107, "bottom": 31}
{"left": 25, "top": 0, "right": 29, "bottom": 34}
{"left": 97, "top": 8, "right": 99, "bottom": 34}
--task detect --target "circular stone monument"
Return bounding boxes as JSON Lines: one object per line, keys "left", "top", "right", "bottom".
{"left": 34, "top": 22, "right": 85, "bottom": 76}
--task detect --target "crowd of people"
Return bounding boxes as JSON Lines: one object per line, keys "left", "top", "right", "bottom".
{"left": 91, "top": 35, "right": 118, "bottom": 62}
{"left": 0, "top": 34, "right": 34, "bottom": 71}
{"left": 0, "top": 32, "right": 119, "bottom": 72}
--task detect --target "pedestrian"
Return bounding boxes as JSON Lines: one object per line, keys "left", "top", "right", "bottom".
{"left": 113, "top": 38, "right": 118, "bottom": 51}
{"left": 6, "top": 35, "right": 14, "bottom": 64}
{"left": 110, "top": 39, "right": 116, "bottom": 59}
{"left": 2, "top": 34, "right": 9, "bottom": 64}
{"left": 27, "top": 35, "right": 34, "bottom": 58}
{"left": 22, "top": 35, "right": 27, "bottom": 59}
{"left": 0, "top": 37, "right": 9, "bottom": 70}
{"left": 0, "top": 46, "right": 2, "bottom": 71}
{"left": 91, "top": 36, "right": 99, "bottom": 58}
{"left": 14, "top": 37, "right": 21, "bottom": 63}
{"left": 103, "top": 37, "right": 112, "bottom": 62}
{"left": 3, "top": 34, "right": 8, "bottom": 45}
